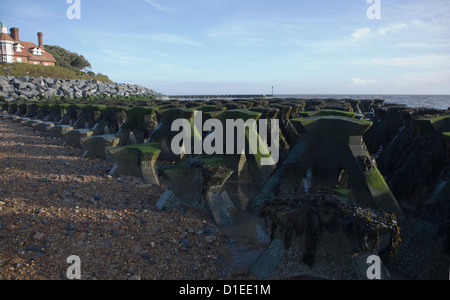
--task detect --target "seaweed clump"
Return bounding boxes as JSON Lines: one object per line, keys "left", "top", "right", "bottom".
{"left": 260, "top": 186, "right": 401, "bottom": 268}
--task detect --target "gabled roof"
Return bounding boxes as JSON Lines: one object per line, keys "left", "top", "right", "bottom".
{"left": 0, "top": 32, "right": 14, "bottom": 42}
{"left": 14, "top": 40, "right": 57, "bottom": 62}
{"left": 1, "top": 24, "right": 57, "bottom": 63}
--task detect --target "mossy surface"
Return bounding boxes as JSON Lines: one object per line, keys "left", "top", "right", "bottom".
{"left": 118, "top": 142, "right": 161, "bottom": 154}
{"left": 365, "top": 167, "right": 390, "bottom": 192}
{"left": 123, "top": 106, "right": 156, "bottom": 130}
{"left": 291, "top": 116, "right": 372, "bottom": 138}
{"left": 201, "top": 157, "right": 225, "bottom": 166}
{"left": 414, "top": 116, "right": 450, "bottom": 132}
{"left": 209, "top": 109, "right": 262, "bottom": 122}
{"left": 261, "top": 190, "right": 402, "bottom": 266}
{"left": 442, "top": 132, "right": 450, "bottom": 142}
{"left": 158, "top": 163, "right": 189, "bottom": 172}
{"left": 193, "top": 105, "right": 223, "bottom": 113}
{"left": 302, "top": 109, "right": 357, "bottom": 119}
{"left": 332, "top": 188, "right": 351, "bottom": 198}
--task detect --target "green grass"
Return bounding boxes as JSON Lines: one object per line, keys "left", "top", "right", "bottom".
{"left": 0, "top": 63, "right": 112, "bottom": 82}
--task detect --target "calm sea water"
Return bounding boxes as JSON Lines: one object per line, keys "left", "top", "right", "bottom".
{"left": 276, "top": 94, "right": 450, "bottom": 110}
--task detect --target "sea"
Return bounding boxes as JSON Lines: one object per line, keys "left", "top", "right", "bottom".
{"left": 276, "top": 94, "right": 450, "bottom": 110}
{"left": 173, "top": 94, "right": 450, "bottom": 110}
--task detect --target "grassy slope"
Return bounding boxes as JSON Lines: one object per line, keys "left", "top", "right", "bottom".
{"left": 0, "top": 63, "right": 112, "bottom": 82}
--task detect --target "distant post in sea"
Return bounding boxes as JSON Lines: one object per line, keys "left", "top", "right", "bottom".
{"left": 272, "top": 86, "right": 274, "bottom": 97}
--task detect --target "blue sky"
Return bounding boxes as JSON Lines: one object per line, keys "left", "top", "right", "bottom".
{"left": 2, "top": 0, "right": 450, "bottom": 95}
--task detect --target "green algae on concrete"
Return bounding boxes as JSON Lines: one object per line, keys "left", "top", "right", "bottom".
{"left": 150, "top": 108, "right": 202, "bottom": 159}
{"left": 16, "top": 103, "right": 27, "bottom": 116}
{"left": 413, "top": 116, "right": 450, "bottom": 133}
{"left": 35, "top": 104, "right": 50, "bottom": 120}
{"left": 7, "top": 103, "right": 17, "bottom": 115}
{"left": 442, "top": 132, "right": 450, "bottom": 141}
{"left": 57, "top": 104, "right": 80, "bottom": 126}
{"left": 81, "top": 134, "right": 121, "bottom": 159}
{"left": 252, "top": 192, "right": 399, "bottom": 280}
{"left": 115, "top": 106, "right": 159, "bottom": 145}
{"left": 157, "top": 161, "right": 236, "bottom": 226}
{"left": 72, "top": 105, "right": 103, "bottom": 129}
{"left": 24, "top": 103, "right": 39, "bottom": 118}
{"left": 299, "top": 109, "right": 357, "bottom": 119}
{"left": 92, "top": 106, "right": 127, "bottom": 136}
{"left": 108, "top": 142, "right": 162, "bottom": 185}
{"left": 62, "top": 129, "right": 94, "bottom": 148}
{"left": 249, "top": 115, "right": 403, "bottom": 220}
{"left": 48, "top": 125, "right": 74, "bottom": 138}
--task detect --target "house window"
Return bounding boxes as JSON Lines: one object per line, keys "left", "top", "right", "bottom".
{"left": 44, "top": 63, "right": 49, "bottom": 66}
{"left": 33, "top": 62, "right": 38, "bottom": 65}
{"left": 0, "top": 42, "right": 14, "bottom": 63}
{"left": 17, "top": 58, "right": 22, "bottom": 63}
{"left": 31, "top": 48, "right": 43, "bottom": 56}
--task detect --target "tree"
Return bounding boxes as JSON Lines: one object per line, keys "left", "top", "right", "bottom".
{"left": 44, "top": 45, "right": 92, "bottom": 72}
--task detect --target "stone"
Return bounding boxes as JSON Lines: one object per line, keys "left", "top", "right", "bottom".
{"left": 156, "top": 189, "right": 173, "bottom": 211}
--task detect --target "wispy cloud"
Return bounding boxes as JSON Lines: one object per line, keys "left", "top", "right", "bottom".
{"left": 155, "top": 52, "right": 174, "bottom": 59}
{"left": 144, "top": 0, "right": 175, "bottom": 13}
{"left": 368, "top": 55, "right": 450, "bottom": 67}
{"left": 378, "top": 22, "right": 408, "bottom": 35}
{"left": 351, "top": 28, "right": 371, "bottom": 40}
{"left": 396, "top": 41, "right": 450, "bottom": 49}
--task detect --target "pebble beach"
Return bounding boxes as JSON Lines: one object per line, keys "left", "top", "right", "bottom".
{"left": 0, "top": 117, "right": 257, "bottom": 280}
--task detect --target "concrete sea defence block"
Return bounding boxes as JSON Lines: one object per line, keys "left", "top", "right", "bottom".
{"left": 32, "top": 121, "right": 54, "bottom": 133}
{"left": 23, "top": 119, "right": 43, "bottom": 127}
{"left": 108, "top": 143, "right": 162, "bottom": 185}
{"left": 252, "top": 191, "right": 399, "bottom": 280}
{"left": 62, "top": 129, "right": 94, "bottom": 148}
{"left": 81, "top": 134, "right": 121, "bottom": 159}
{"left": 249, "top": 115, "right": 403, "bottom": 221}
{"left": 48, "top": 125, "right": 75, "bottom": 138}
{"left": 157, "top": 158, "right": 235, "bottom": 226}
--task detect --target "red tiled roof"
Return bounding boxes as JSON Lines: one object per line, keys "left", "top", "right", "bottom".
{"left": 14, "top": 42, "right": 32, "bottom": 58}
{"left": 15, "top": 40, "right": 56, "bottom": 63}
{"left": 0, "top": 33, "right": 14, "bottom": 42}
{"left": 1, "top": 28, "right": 57, "bottom": 63}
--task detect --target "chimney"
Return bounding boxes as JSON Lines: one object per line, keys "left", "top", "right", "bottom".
{"left": 10, "top": 28, "right": 19, "bottom": 41}
{"left": 37, "top": 32, "right": 43, "bottom": 48}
